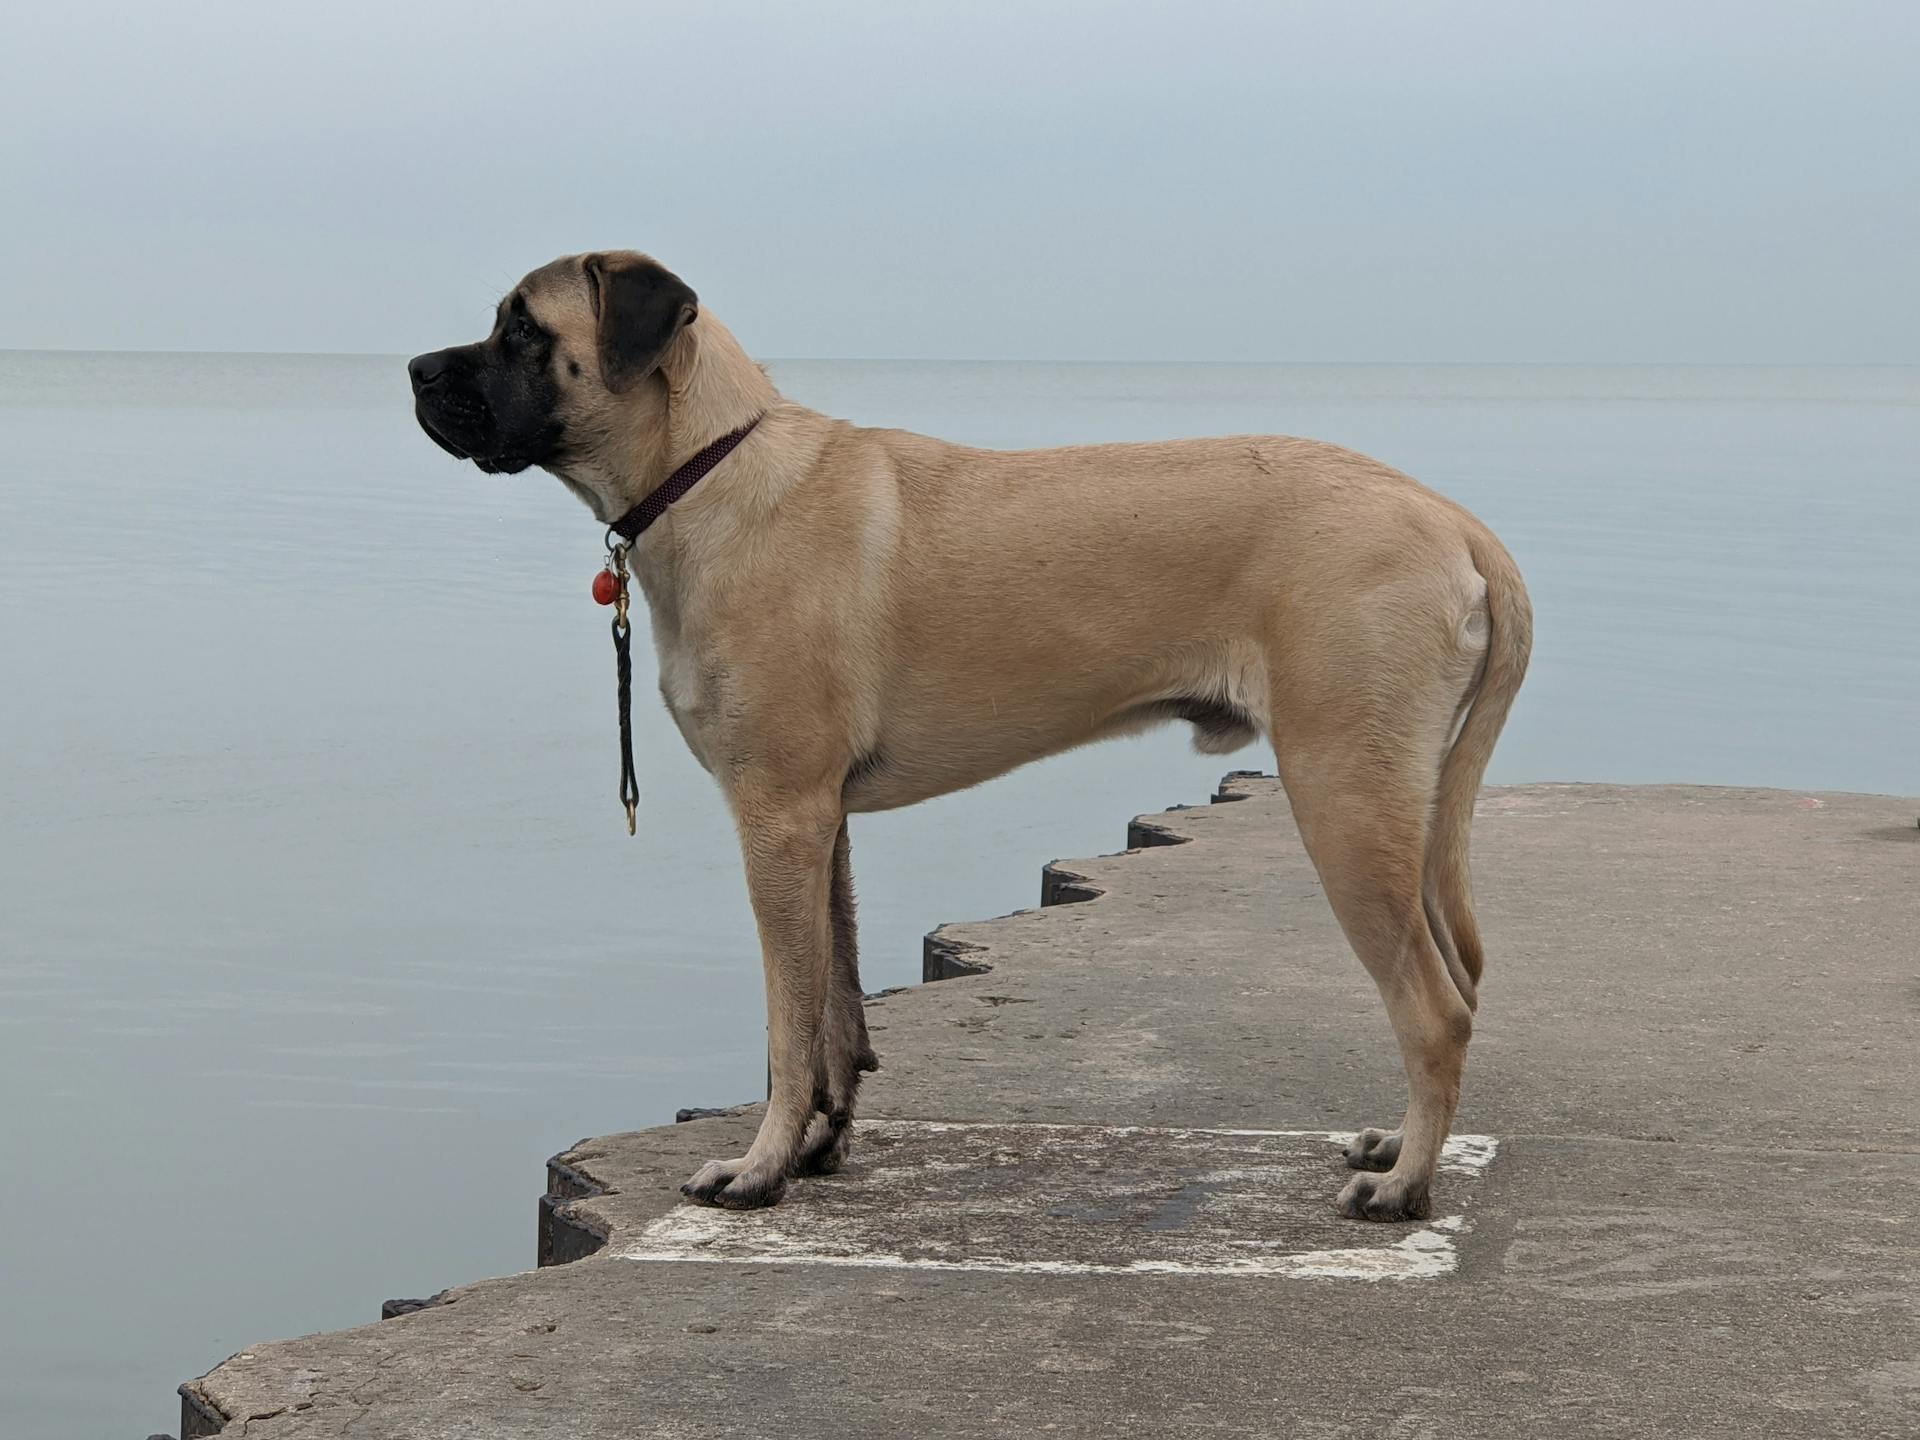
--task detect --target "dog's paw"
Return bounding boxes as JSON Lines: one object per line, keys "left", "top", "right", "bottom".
{"left": 1343, "top": 1127, "right": 1403, "bottom": 1172}
{"left": 791, "top": 1111, "right": 853, "bottom": 1177}
{"left": 681, "top": 1156, "right": 787, "bottom": 1210}
{"left": 1336, "top": 1170, "right": 1432, "bottom": 1223}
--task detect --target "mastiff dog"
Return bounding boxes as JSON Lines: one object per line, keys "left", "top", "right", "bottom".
{"left": 409, "top": 251, "right": 1532, "bottom": 1221}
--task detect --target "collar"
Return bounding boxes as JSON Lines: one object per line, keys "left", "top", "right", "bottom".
{"left": 606, "top": 414, "right": 764, "bottom": 545}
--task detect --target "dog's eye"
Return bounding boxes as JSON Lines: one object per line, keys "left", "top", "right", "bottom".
{"left": 507, "top": 314, "right": 537, "bottom": 345}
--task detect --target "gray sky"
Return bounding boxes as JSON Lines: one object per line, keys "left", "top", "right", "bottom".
{"left": 5, "top": 0, "right": 1916, "bottom": 361}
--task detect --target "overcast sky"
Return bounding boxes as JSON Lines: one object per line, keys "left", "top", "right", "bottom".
{"left": 5, "top": 1, "right": 1915, "bottom": 361}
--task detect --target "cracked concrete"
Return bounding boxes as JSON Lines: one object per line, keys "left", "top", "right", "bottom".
{"left": 175, "top": 777, "right": 1920, "bottom": 1437}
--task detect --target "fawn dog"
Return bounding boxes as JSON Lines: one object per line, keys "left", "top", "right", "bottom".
{"left": 409, "top": 251, "right": 1532, "bottom": 1221}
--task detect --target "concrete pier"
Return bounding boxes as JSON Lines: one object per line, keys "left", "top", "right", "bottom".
{"left": 177, "top": 777, "right": 1919, "bottom": 1437}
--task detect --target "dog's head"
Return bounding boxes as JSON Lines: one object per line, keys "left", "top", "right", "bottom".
{"left": 407, "top": 251, "right": 698, "bottom": 480}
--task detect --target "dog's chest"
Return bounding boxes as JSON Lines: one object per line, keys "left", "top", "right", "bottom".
{"left": 626, "top": 551, "right": 716, "bottom": 766}
{"left": 645, "top": 589, "right": 749, "bottom": 778}
{"left": 646, "top": 616, "right": 714, "bottom": 757}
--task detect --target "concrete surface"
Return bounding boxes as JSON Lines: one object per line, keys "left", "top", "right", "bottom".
{"left": 178, "top": 778, "right": 1920, "bottom": 1437}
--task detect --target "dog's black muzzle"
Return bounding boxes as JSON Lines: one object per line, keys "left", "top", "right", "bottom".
{"left": 408, "top": 348, "right": 531, "bottom": 473}
{"left": 408, "top": 346, "right": 558, "bottom": 475}
{"left": 408, "top": 348, "right": 483, "bottom": 453}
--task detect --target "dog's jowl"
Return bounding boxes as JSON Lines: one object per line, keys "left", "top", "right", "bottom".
{"left": 410, "top": 251, "right": 1533, "bottom": 1221}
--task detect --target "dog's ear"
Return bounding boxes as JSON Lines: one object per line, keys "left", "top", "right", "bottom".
{"left": 582, "top": 253, "right": 698, "bottom": 394}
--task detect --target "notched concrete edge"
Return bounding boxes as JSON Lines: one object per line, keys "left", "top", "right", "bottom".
{"left": 539, "top": 1143, "right": 615, "bottom": 1268}
{"left": 923, "top": 928, "right": 993, "bottom": 981}
{"left": 1040, "top": 860, "right": 1106, "bottom": 907}
{"left": 379, "top": 1289, "right": 451, "bottom": 1320}
{"left": 1126, "top": 812, "right": 1193, "bottom": 849}
{"left": 178, "top": 1379, "right": 228, "bottom": 1439}
{"left": 1213, "top": 769, "right": 1268, "bottom": 802}
{"left": 925, "top": 773, "right": 1279, "bottom": 982}
{"left": 1046, "top": 770, "right": 1277, "bottom": 905}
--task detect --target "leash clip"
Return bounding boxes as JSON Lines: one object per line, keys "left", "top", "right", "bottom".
{"left": 608, "top": 540, "right": 632, "bottom": 629}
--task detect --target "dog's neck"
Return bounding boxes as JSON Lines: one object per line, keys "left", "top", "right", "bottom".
{"left": 553, "top": 313, "right": 780, "bottom": 527}
{"left": 663, "top": 316, "right": 779, "bottom": 467}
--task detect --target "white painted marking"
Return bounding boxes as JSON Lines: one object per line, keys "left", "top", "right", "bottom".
{"left": 618, "top": 1123, "right": 1498, "bottom": 1282}
{"left": 627, "top": 1207, "right": 1472, "bottom": 1280}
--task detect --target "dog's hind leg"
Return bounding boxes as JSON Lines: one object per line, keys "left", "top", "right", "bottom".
{"left": 1275, "top": 728, "right": 1470, "bottom": 1221}
{"left": 1277, "top": 737, "right": 1469, "bottom": 1221}
{"left": 1344, "top": 537, "right": 1532, "bottom": 1181}
{"left": 1268, "top": 576, "right": 1492, "bottom": 1220}
{"left": 793, "top": 820, "right": 880, "bottom": 1176}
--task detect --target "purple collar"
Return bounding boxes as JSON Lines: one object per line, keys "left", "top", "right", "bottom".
{"left": 606, "top": 415, "right": 764, "bottom": 545}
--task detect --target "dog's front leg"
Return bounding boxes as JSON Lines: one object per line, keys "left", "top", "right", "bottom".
{"left": 680, "top": 786, "right": 841, "bottom": 1209}
{"left": 793, "top": 820, "right": 879, "bottom": 1176}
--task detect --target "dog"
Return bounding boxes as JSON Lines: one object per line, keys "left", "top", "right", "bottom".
{"left": 409, "top": 251, "right": 1532, "bottom": 1221}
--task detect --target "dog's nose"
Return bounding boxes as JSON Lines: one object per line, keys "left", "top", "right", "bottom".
{"left": 408, "top": 351, "right": 448, "bottom": 392}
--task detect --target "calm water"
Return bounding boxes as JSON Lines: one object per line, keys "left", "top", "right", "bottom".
{"left": 3, "top": 354, "right": 1916, "bottom": 1434}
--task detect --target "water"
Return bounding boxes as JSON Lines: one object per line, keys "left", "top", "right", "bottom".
{"left": 3, "top": 354, "right": 1916, "bottom": 1435}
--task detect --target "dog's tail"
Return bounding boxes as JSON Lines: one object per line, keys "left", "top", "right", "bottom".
{"left": 1425, "top": 527, "right": 1532, "bottom": 1011}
